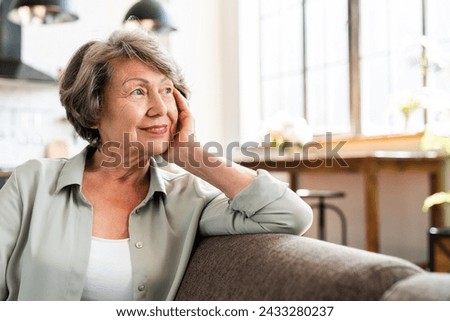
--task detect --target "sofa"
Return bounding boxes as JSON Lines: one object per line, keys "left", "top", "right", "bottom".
{"left": 175, "top": 234, "right": 450, "bottom": 300}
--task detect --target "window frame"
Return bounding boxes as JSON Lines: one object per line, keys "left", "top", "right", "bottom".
{"left": 241, "top": 0, "right": 433, "bottom": 141}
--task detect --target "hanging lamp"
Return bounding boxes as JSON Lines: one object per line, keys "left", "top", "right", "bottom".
{"left": 8, "top": 0, "right": 78, "bottom": 25}
{"left": 123, "top": 0, "right": 176, "bottom": 33}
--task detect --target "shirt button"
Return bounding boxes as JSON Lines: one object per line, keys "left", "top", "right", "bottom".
{"left": 135, "top": 242, "right": 143, "bottom": 249}
{"left": 138, "top": 284, "right": 145, "bottom": 291}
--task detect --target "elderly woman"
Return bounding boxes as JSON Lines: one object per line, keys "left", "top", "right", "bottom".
{"left": 0, "top": 29, "right": 312, "bottom": 301}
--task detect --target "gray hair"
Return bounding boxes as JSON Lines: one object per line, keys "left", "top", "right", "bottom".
{"left": 59, "top": 28, "right": 190, "bottom": 146}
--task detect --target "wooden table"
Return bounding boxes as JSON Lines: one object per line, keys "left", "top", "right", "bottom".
{"left": 236, "top": 149, "right": 447, "bottom": 253}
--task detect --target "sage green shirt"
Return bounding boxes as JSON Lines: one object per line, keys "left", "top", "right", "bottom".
{"left": 0, "top": 147, "right": 312, "bottom": 301}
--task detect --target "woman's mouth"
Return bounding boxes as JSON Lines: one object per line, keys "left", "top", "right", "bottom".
{"left": 142, "top": 125, "right": 169, "bottom": 136}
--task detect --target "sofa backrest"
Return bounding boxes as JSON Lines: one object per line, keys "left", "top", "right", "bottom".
{"left": 175, "top": 234, "right": 424, "bottom": 300}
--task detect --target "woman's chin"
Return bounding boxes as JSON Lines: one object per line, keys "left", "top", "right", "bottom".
{"left": 145, "top": 141, "right": 170, "bottom": 156}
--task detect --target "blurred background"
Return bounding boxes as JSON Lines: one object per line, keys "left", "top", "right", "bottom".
{"left": 1, "top": 0, "right": 450, "bottom": 267}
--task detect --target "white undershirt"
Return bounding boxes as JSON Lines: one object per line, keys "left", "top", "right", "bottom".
{"left": 81, "top": 237, "right": 134, "bottom": 301}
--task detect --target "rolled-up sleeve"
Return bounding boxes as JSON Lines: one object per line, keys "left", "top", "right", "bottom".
{"left": 199, "top": 169, "right": 313, "bottom": 237}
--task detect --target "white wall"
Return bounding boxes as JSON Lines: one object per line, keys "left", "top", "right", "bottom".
{"left": 169, "top": 0, "right": 239, "bottom": 146}
{"left": 169, "top": 0, "right": 223, "bottom": 144}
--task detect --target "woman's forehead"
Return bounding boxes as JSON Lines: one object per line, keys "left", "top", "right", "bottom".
{"left": 109, "top": 57, "right": 167, "bottom": 83}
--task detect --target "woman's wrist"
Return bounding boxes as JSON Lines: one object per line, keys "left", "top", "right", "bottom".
{"left": 171, "top": 142, "right": 256, "bottom": 199}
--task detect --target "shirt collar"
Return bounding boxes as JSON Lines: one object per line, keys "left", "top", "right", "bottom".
{"left": 148, "top": 156, "right": 168, "bottom": 198}
{"left": 55, "top": 147, "right": 89, "bottom": 193}
{"left": 55, "top": 147, "right": 168, "bottom": 198}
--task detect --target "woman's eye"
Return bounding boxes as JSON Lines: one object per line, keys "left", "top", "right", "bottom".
{"left": 163, "top": 87, "right": 173, "bottom": 95}
{"left": 132, "top": 88, "right": 145, "bottom": 96}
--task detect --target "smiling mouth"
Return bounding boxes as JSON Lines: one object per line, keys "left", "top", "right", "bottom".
{"left": 142, "top": 125, "right": 169, "bottom": 136}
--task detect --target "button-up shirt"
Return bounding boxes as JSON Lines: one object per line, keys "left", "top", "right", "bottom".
{"left": 0, "top": 147, "right": 312, "bottom": 300}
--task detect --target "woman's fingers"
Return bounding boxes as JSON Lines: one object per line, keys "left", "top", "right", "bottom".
{"left": 173, "top": 89, "right": 195, "bottom": 140}
{"left": 174, "top": 88, "right": 189, "bottom": 112}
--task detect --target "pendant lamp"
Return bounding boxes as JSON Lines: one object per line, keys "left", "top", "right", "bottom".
{"left": 8, "top": 0, "right": 78, "bottom": 25}
{"left": 124, "top": 0, "right": 176, "bottom": 33}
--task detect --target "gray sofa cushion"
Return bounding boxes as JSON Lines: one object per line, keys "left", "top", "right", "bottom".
{"left": 382, "top": 273, "right": 450, "bottom": 300}
{"left": 175, "top": 234, "right": 424, "bottom": 300}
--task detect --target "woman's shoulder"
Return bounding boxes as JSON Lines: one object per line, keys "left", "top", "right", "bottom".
{"left": 15, "top": 157, "right": 69, "bottom": 175}
{"left": 14, "top": 147, "right": 87, "bottom": 180}
{"left": 11, "top": 158, "right": 67, "bottom": 187}
{"left": 2, "top": 157, "right": 73, "bottom": 201}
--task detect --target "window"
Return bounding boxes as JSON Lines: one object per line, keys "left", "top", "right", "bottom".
{"left": 239, "top": 0, "right": 450, "bottom": 140}
{"left": 360, "top": 0, "right": 423, "bottom": 135}
{"left": 304, "top": 0, "right": 349, "bottom": 134}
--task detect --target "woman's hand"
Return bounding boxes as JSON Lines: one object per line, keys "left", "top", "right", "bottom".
{"left": 163, "top": 89, "right": 256, "bottom": 199}
{"left": 163, "top": 89, "right": 198, "bottom": 165}
{"left": 173, "top": 89, "right": 196, "bottom": 145}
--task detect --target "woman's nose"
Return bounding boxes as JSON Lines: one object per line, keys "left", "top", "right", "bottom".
{"left": 146, "top": 92, "right": 167, "bottom": 117}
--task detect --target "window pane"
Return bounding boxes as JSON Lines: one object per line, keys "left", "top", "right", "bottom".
{"left": 305, "top": 0, "right": 349, "bottom": 134}
{"left": 307, "top": 64, "right": 350, "bottom": 134}
{"left": 425, "top": 0, "right": 450, "bottom": 91}
{"left": 282, "top": 74, "right": 304, "bottom": 118}
{"left": 280, "top": 3, "right": 302, "bottom": 74}
{"left": 261, "top": 78, "right": 281, "bottom": 119}
{"left": 360, "top": 0, "right": 423, "bottom": 135}
{"left": 260, "top": 0, "right": 284, "bottom": 16}
{"left": 260, "top": 15, "right": 281, "bottom": 78}
{"left": 259, "top": 0, "right": 303, "bottom": 120}
{"left": 425, "top": 0, "right": 450, "bottom": 134}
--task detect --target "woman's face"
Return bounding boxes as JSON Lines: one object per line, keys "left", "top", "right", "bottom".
{"left": 97, "top": 57, "right": 178, "bottom": 162}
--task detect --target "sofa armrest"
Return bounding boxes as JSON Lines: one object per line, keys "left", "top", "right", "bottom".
{"left": 175, "top": 234, "right": 423, "bottom": 300}
{"left": 382, "top": 273, "right": 450, "bottom": 300}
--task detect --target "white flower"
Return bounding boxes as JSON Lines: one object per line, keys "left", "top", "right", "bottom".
{"left": 261, "top": 111, "right": 313, "bottom": 146}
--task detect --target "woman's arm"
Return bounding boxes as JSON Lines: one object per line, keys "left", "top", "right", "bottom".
{"left": 197, "top": 169, "right": 313, "bottom": 236}
{"left": 166, "top": 90, "right": 313, "bottom": 236}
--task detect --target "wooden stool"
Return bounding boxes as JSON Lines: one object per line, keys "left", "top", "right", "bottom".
{"left": 297, "top": 189, "right": 347, "bottom": 245}
{"left": 429, "top": 227, "right": 450, "bottom": 272}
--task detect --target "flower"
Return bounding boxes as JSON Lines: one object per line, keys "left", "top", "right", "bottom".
{"left": 261, "top": 111, "right": 313, "bottom": 149}
{"left": 420, "top": 127, "right": 450, "bottom": 213}
{"left": 422, "top": 191, "right": 450, "bottom": 213}
{"left": 389, "top": 89, "right": 424, "bottom": 119}
{"left": 399, "top": 97, "right": 422, "bottom": 117}
{"left": 420, "top": 130, "right": 450, "bottom": 154}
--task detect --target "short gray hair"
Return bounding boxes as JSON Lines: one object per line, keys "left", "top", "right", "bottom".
{"left": 59, "top": 28, "right": 190, "bottom": 146}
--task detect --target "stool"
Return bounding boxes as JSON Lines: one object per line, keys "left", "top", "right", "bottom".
{"left": 429, "top": 227, "right": 450, "bottom": 272}
{"left": 296, "top": 189, "right": 347, "bottom": 245}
